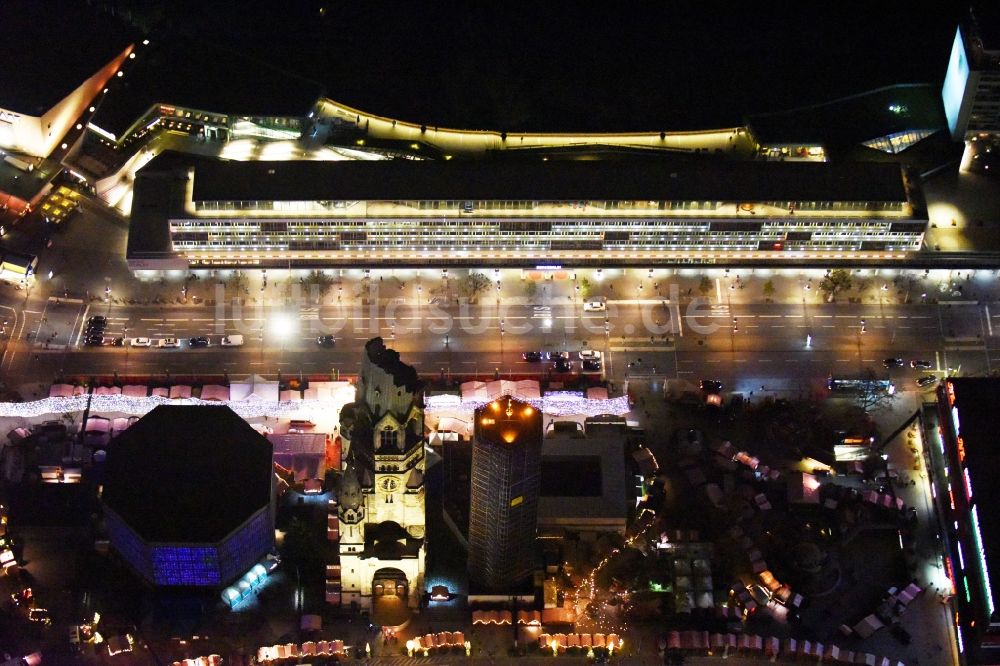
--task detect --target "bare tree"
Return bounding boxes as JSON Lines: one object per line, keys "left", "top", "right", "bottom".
{"left": 854, "top": 367, "right": 898, "bottom": 413}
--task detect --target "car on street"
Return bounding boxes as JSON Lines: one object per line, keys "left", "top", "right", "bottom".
{"left": 188, "top": 336, "right": 210, "bottom": 348}
{"left": 699, "top": 379, "right": 723, "bottom": 394}
{"left": 583, "top": 299, "right": 607, "bottom": 312}
{"left": 552, "top": 358, "right": 573, "bottom": 373}
{"left": 582, "top": 358, "right": 602, "bottom": 372}
{"left": 579, "top": 349, "right": 603, "bottom": 360}
{"left": 87, "top": 316, "right": 107, "bottom": 326}
{"left": 883, "top": 358, "right": 905, "bottom": 368}
{"left": 522, "top": 351, "right": 543, "bottom": 362}
{"left": 157, "top": 338, "right": 180, "bottom": 348}
{"left": 910, "top": 360, "right": 932, "bottom": 369}
{"left": 130, "top": 337, "right": 151, "bottom": 347}
{"left": 85, "top": 321, "right": 106, "bottom": 334}
{"left": 220, "top": 334, "right": 245, "bottom": 347}
{"left": 317, "top": 335, "right": 336, "bottom": 348}
{"left": 84, "top": 335, "right": 105, "bottom": 347}
{"left": 547, "top": 351, "right": 570, "bottom": 360}
{"left": 110, "top": 337, "right": 125, "bottom": 347}
{"left": 916, "top": 375, "right": 938, "bottom": 388}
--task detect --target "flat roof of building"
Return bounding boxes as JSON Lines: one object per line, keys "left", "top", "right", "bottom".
{"left": 0, "top": 0, "right": 135, "bottom": 116}
{"left": 187, "top": 157, "right": 909, "bottom": 204}
{"left": 90, "top": 37, "right": 324, "bottom": 139}
{"left": 474, "top": 398, "right": 543, "bottom": 449}
{"left": 747, "top": 84, "right": 947, "bottom": 147}
{"left": 948, "top": 378, "right": 1000, "bottom": 610}
{"left": 539, "top": 425, "right": 628, "bottom": 526}
{"left": 103, "top": 405, "right": 273, "bottom": 543}
{"left": 126, "top": 155, "right": 190, "bottom": 257}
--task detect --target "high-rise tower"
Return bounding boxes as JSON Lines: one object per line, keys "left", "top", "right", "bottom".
{"left": 467, "top": 397, "right": 543, "bottom": 590}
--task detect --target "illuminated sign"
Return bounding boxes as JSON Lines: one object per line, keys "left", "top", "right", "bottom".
{"left": 964, "top": 467, "right": 974, "bottom": 502}
{"left": 972, "top": 505, "right": 996, "bottom": 615}
{"left": 942, "top": 27, "right": 971, "bottom": 138}
{"left": 957, "top": 435, "right": 966, "bottom": 463}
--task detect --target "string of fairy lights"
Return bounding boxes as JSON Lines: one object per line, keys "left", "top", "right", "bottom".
{"left": 0, "top": 394, "right": 349, "bottom": 420}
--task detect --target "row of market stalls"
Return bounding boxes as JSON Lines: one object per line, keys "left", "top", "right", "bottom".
{"left": 538, "top": 633, "right": 623, "bottom": 653}
{"left": 425, "top": 380, "right": 628, "bottom": 440}
{"left": 257, "top": 641, "right": 348, "bottom": 663}
{"left": 659, "top": 631, "right": 906, "bottom": 665}
{"left": 471, "top": 609, "right": 577, "bottom": 625}
{"left": 170, "top": 657, "right": 222, "bottom": 666}
{"left": 4, "top": 378, "right": 357, "bottom": 422}
{"left": 850, "top": 582, "right": 925, "bottom": 640}
{"left": 48, "top": 376, "right": 345, "bottom": 402}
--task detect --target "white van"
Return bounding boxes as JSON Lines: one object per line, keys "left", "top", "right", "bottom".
{"left": 221, "top": 334, "right": 245, "bottom": 347}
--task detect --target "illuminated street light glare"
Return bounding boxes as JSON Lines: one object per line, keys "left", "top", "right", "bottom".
{"left": 270, "top": 313, "right": 297, "bottom": 340}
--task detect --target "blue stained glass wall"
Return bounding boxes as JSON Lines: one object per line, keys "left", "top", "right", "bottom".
{"left": 105, "top": 509, "right": 154, "bottom": 582}
{"left": 218, "top": 507, "right": 273, "bottom": 585}
{"left": 152, "top": 545, "right": 221, "bottom": 586}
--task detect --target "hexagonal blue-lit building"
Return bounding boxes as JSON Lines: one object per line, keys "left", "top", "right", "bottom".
{"left": 102, "top": 405, "right": 274, "bottom": 587}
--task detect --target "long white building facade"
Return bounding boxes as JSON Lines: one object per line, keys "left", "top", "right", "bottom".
{"left": 126, "top": 153, "right": 927, "bottom": 271}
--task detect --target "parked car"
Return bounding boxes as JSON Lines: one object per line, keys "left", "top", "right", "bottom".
{"left": 130, "top": 337, "right": 151, "bottom": 347}
{"left": 522, "top": 351, "right": 543, "bottom": 362}
{"left": 87, "top": 316, "right": 107, "bottom": 326}
{"left": 157, "top": 338, "right": 180, "bottom": 348}
{"left": 916, "top": 375, "right": 938, "bottom": 388}
{"left": 317, "top": 335, "right": 336, "bottom": 348}
{"left": 583, "top": 299, "right": 607, "bottom": 312}
{"left": 547, "top": 351, "right": 570, "bottom": 360}
{"left": 552, "top": 358, "right": 573, "bottom": 373}
{"left": 579, "top": 349, "right": 603, "bottom": 360}
{"left": 699, "top": 379, "right": 723, "bottom": 394}
{"left": 83, "top": 335, "right": 105, "bottom": 347}
{"left": 910, "top": 359, "right": 932, "bottom": 369}
{"left": 188, "top": 337, "right": 210, "bottom": 348}
{"left": 220, "top": 334, "right": 244, "bottom": 347}
{"left": 110, "top": 337, "right": 125, "bottom": 347}
{"left": 883, "top": 358, "right": 905, "bottom": 368}
{"left": 582, "top": 358, "right": 602, "bottom": 372}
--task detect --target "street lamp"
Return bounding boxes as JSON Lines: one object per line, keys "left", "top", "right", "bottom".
{"left": 499, "top": 318, "right": 505, "bottom": 370}
{"left": 123, "top": 325, "right": 130, "bottom": 377}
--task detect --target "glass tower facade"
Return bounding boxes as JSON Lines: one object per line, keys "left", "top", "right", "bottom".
{"left": 468, "top": 398, "right": 544, "bottom": 590}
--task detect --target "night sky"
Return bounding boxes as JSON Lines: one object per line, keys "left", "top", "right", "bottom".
{"left": 116, "top": 0, "right": 966, "bottom": 131}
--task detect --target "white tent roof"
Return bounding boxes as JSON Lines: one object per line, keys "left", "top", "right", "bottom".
{"left": 229, "top": 375, "right": 280, "bottom": 402}
{"left": 200, "top": 385, "right": 230, "bottom": 401}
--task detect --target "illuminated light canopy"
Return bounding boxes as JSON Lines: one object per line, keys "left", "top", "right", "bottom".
{"left": 425, "top": 391, "right": 631, "bottom": 418}
{"left": 0, "top": 394, "right": 354, "bottom": 420}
